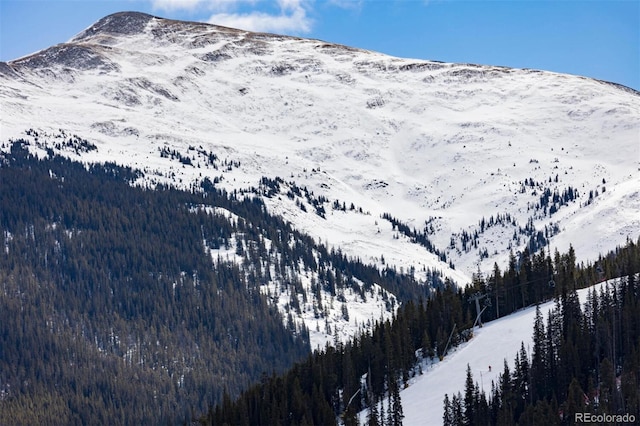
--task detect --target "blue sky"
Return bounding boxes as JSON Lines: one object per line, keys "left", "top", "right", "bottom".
{"left": 1, "top": 0, "right": 638, "bottom": 90}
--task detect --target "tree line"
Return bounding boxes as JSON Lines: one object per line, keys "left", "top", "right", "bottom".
{"left": 444, "top": 255, "right": 639, "bottom": 425}
{"left": 0, "top": 140, "right": 436, "bottom": 424}
{"left": 204, "top": 237, "right": 639, "bottom": 425}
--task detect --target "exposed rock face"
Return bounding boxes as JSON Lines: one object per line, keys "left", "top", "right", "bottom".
{"left": 72, "top": 11, "right": 156, "bottom": 40}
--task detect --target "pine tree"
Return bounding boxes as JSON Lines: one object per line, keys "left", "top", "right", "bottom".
{"left": 515, "top": 342, "right": 530, "bottom": 405}
{"left": 463, "top": 364, "right": 476, "bottom": 425}
{"left": 451, "top": 392, "right": 464, "bottom": 426}
{"left": 476, "top": 386, "right": 490, "bottom": 426}
{"left": 390, "top": 376, "right": 404, "bottom": 426}
{"left": 443, "top": 393, "right": 454, "bottom": 426}
{"left": 497, "top": 360, "right": 514, "bottom": 425}
{"left": 366, "top": 391, "right": 380, "bottom": 426}
{"left": 530, "top": 304, "right": 548, "bottom": 401}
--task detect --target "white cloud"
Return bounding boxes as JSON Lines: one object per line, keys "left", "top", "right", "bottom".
{"left": 207, "top": 0, "right": 312, "bottom": 34}
{"left": 151, "top": 0, "right": 208, "bottom": 11}
{"left": 327, "top": 0, "right": 362, "bottom": 11}
{"left": 149, "top": 0, "right": 312, "bottom": 34}
{"left": 150, "top": 0, "right": 263, "bottom": 12}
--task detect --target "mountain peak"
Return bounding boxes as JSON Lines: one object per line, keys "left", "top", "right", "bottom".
{"left": 2, "top": 11, "right": 638, "bottom": 286}
{"left": 71, "top": 11, "right": 251, "bottom": 45}
{"left": 71, "top": 11, "right": 157, "bottom": 42}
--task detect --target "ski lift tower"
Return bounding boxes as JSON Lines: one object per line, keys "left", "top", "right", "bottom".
{"left": 470, "top": 293, "right": 489, "bottom": 328}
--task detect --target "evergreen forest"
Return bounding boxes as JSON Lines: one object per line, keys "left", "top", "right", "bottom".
{"left": 1, "top": 138, "right": 638, "bottom": 425}
{"left": 0, "top": 140, "right": 433, "bottom": 424}
{"left": 443, "top": 268, "right": 640, "bottom": 425}
{"left": 203, "top": 232, "right": 639, "bottom": 424}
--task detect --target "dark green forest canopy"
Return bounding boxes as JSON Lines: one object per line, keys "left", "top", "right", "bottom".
{"left": 0, "top": 141, "right": 305, "bottom": 424}
{"left": 0, "top": 139, "right": 437, "bottom": 424}
{"left": 206, "top": 234, "right": 639, "bottom": 425}
{"left": 2, "top": 139, "right": 637, "bottom": 425}
{"left": 444, "top": 269, "right": 640, "bottom": 426}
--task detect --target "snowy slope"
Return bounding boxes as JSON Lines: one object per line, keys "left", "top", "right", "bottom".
{"left": 391, "top": 281, "right": 609, "bottom": 426}
{"left": 1, "top": 12, "right": 638, "bottom": 345}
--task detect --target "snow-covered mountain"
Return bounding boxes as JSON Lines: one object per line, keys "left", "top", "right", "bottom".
{"left": 1, "top": 11, "right": 639, "bottom": 346}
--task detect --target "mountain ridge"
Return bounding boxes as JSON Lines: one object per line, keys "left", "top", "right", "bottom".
{"left": 1, "top": 10, "right": 639, "bottom": 346}
{"left": 5, "top": 12, "right": 639, "bottom": 94}
{"left": 1, "top": 12, "right": 639, "bottom": 424}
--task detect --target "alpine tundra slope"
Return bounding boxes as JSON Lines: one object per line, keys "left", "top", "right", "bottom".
{"left": 1, "top": 12, "right": 639, "bottom": 346}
